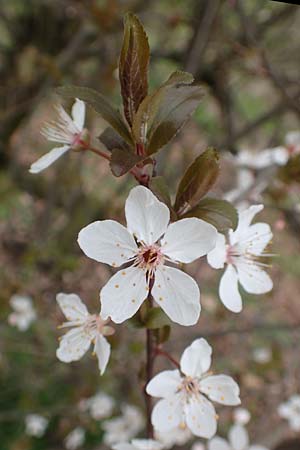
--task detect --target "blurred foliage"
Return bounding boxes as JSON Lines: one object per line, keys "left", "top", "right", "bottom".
{"left": 1, "top": 1, "right": 300, "bottom": 449}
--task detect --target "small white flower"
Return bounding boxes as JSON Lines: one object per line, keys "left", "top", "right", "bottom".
{"left": 234, "top": 131, "right": 300, "bottom": 171}
{"left": 78, "top": 186, "right": 217, "bottom": 326}
{"left": 233, "top": 408, "right": 251, "bottom": 425}
{"left": 64, "top": 427, "right": 85, "bottom": 450}
{"left": 235, "top": 147, "right": 289, "bottom": 169}
{"left": 278, "top": 395, "right": 300, "bottom": 431}
{"left": 79, "top": 392, "right": 115, "bottom": 420}
{"left": 252, "top": 347, "right": 272, "bottom": 365}
{"left": 25, "top": 414, "right": 48, "bottom": 437}
{"left": 113, "top": 438, "right": 163, "bottom": 450}
{"left": 191, "top": 442, "right": 206, "bottom": 450}
{"left": 208, "top": 424, "right": 268, "bottom": 450}
{"left": 207, "top": 204, "right": 273, "bottom": 313}
{"left": 146, "top": 338, "right": 240, "bottom": 439}
{"left": 285, "top": 131, "right": 300, "bottom": 156}
{"left": 56, "top": 293, "right": 114, "bottom": 375}
{"left": 8, "top": 295, "right": 36, "bottom": 331}
{"left": 29, "top": 99, "right": 87, "bottom": 174}
{"left": 103, "top": 404, "right": 144, "bottom": 445}
{"left": 155, "top": 424, "right": 192, "bottom": 448}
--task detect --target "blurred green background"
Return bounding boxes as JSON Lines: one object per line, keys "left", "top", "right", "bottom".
{"left": 1, "top": 1, "right": 300, "bottom": 449}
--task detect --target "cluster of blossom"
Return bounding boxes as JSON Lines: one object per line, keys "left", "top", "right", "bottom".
{"left": 225, "top": 131, "right": 300, "bottom": 206}
{"left": 25, "top": 98, "right": 297, "bottom": 448}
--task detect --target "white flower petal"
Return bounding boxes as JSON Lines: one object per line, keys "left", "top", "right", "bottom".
{"left": 151, "top": 395, "right": 183, "bottom": 432}
{"left": 78, "top": 220, "right": 138, "bottom": 266}
{"left": 207, "top": 233, "right": 227, "bottom": 269}
{"left": 131, "top": 439, "right": 164, "bottom": 450}
{"left": 285, "top": 131, "right": 300, "bottom": 146}
{"left": 236, "top": 263, "right": 273, "bottom": 294}
{"left": 112, "top": 443, "right": 134, "bottom": 450}
{"left": 152, "top": 266, "right": 200, "bottom": 326}
{"left": 180, "top": 338, "right": 212, "bottom": 377}
{"left": 100, "top": 267, "right": 148, "bottom": 323}
{"left": 94, "top": 334, "right": 110, "bottom": 375}
{"left": 71, "top": 99, "right": 85, "bottom": 131}
{"left": 146, "top": 370, "right": 181, "bottom": 398}
{"left": 29, "top": 145, "right": 70, "bottom": 173}
{"left": 56, "top": 293, "right": 89, "bottom": 322}
{"left": 219, "top": 265, "right": 243, "bottom": 313}
{"left": 184, "top": 395, "right": 217, "bottom": 439}
{"left": 229, "top": 424, "right": 249, "bottom": 450}
{"left": 161, "top": 218, "right": 217, "bottom": 263}
{"left": 239, "top": 223, "right": 272, "bottom": 256}
{"left": 273, "top": 146, "right": 289, "bottom": 165}
{"left": 249, "top": 446, "right": 269, "bottom": 450}
{"left": 125, "top": 186, "right": 170, "bottom": 245}
{"left": 231, "top": 205, "right": 264, "bottom": 244}
{"left": 208, "top": 437, "right": 231, "bottom": 450}
{"left": 200, "top": 375, "right": 240, "bottom": 406}
{"left": 56, "top": 327, "right": 91, "bottom": 362}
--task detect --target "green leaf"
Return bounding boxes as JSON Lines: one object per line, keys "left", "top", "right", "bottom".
{"left": 109, "top": 148, "right": 144, "bottom": 177}
{"left": 145, "top": 307, "right": 171, "bottom": 329}
{"left": 154, "top": 325, "right": 171, "bottom": 344}
{"left": 175, "top": 148, "right": 220, "bottom": 214}
{"left": 56, "top": 85, "right": 133, "bottom": 144}
{"left": 119, "top": 12, "right": 150, "bottom": 127}
{"left": 183, "top": 197, "right": 238, "bottom": 233}
{"left": 149, "top": 176, "right": 172, "bottom": 209}
{"left": 98, "top": 127, "right": 130, "bottom": 152}
{"left": 132, "top": 71, "right": 204, "bottom": 155}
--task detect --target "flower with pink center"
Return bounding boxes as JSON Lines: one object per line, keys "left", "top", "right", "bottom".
{"left": 146, "top": 338, "right": 240, "bottom": 439}
{"left": 56, "top": 293, "right": 114, "bottom": 375}
{"left": 29, "top": 99, "right": 88, "bottom": 174}
{"left": 77, "top": 186, "right": 217, "bottom": 326}
{"left": 207, "top": 204, "right": 273, "bottom": 313}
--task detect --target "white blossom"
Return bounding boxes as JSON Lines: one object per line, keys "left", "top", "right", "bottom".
{"left": 233, "top": 131, "right": 300, "bottom": 171}
{"left": 233, "top": 408, "right": 251, "bottom": 425}
{"left": 235, "top": 147, "right": 288, "bottom": 170}
{"left": 56, "top": 293, "right": 114, "bottom": 375}
{"left": 64, "top": 427, "right": 85, "bottom": 450}
{"left": 252, "top": 347, "right": 272, "bottom": 364}
{"left": 113, "top": 438, "right": 163, "bottom": 450}
{"left": 25, "top": 414, "right": 48, "bottom": 437}
{"left": 8, "top": 295, "right": 36, "bottom": 331}
{"left": 103, "top": 404, "right": 144, "bottom": 445}
{"left": 79, "top": 392, "right": 115, "bottom": 420}
{"left": 278, "top": 395, "right": 300, "bottom": 431}
{"left": 29, "top": 99, "right": 87, "bottom": 173}
{"left": 78, "top": 186, "right": 217, "bottom": 326}
{"left": 191, "top": 442, "right": 206, "bottom": 450}
{"left": 208, "top": 424, "right": 268, "bottom": 450}
{"left": 207, "top": 204, "right": 273, "bottom": 312}
{"left": 146, "top": 338, "right": 240, "bottom": 439}
{"left": 155, "top": 425, "right": 192, "bottom": 448}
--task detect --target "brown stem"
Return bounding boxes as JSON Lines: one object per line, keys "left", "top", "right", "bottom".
{"left": 155, "top": 348, "right": 180, "bottom": 369}
{"left": 87, "top": 146, "right": 111, "bottom": 161}
{"left": 145, "top": 326, "right": 154, "bottom": 438}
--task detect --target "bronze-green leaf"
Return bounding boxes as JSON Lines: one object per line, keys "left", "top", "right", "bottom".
{"left": 98, "top": 127, "right": 130, "bottom": 152}
{"left": 175, "top": 148, "right": 220, "bottom": 214}
{"left": 132, "top": 71, "right": 204, "bottom": 155}
{"left": 149, "top": 176, "right": 172, "bottom": 209}
{"left": 56, "top": 85, "right": 133, "bottom": 144}
{"left": 145, "top": 307, "right": 171, "bottom": 329}
{"left": 119, "top": 12, "right": 150, "bottom": 127}
{"left": 109, "top": 148, "right": 144, "bottom": 177}
{"left": 183, "top": 197, "right": 238, "bottom": 233}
